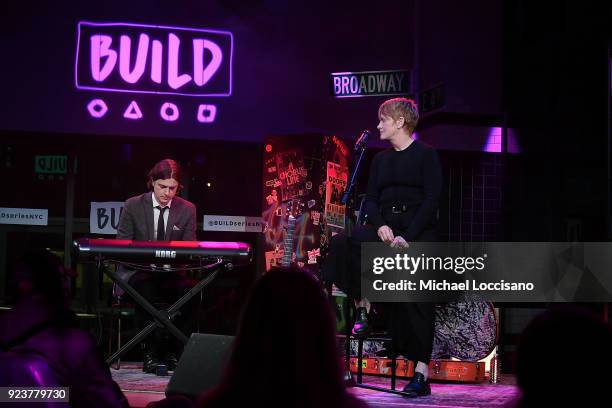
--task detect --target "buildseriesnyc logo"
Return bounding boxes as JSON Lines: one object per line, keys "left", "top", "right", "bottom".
{"left": 0, "top": 213, "right": 45, "bottom": 220}
{"left": 0, "top": 208, "right": 49, "bottom": 226}
{"left": 208, "top": 220, "right": 260, "bottom": 227}
{"left": 75, "top": 21, "right": 234, "bottom": 123}
{"left": 203, "top": 215, "right": 264, "bottom": 232}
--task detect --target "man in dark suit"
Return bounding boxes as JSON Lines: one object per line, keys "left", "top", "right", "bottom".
{"left": 116, "top": 158, "right": 197, "bottom": 373}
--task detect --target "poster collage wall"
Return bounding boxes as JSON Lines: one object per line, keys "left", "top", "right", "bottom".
{"left": 262, "top": 134, "right": 351, "bottom": 275}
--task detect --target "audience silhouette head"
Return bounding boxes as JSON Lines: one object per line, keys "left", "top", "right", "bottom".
{"left": 197, "top": 266, "right": 367, "bottom": 408}
{"left": 516, "top": 305, "right": 612, "bottom": 407}
{"left": 11, "top": 248, "right": 73, "bottom": 308}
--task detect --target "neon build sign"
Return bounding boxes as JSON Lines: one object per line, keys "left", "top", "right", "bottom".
{"left": 75, "top": 21, "right": 234, "bottom": 123}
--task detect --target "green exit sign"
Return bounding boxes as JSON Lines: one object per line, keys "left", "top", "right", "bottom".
{"left": 419, "top": 84, "right": 445, "bottom": 115}
{"left": 35, "top": 155, "right": 67, "bottom": 174}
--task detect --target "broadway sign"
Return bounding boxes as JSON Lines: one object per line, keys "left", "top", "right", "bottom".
{"left": 330, "top": 70, "right": 410, "bottom": 98}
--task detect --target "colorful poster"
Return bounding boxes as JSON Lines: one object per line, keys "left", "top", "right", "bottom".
{"left": 324, "top": 161, "right": 348, "bottom": 229}
{"left": 264, "top": 248, "right": 285, "bottom": 271}
{"left": 262, "top": 135, "right": 350, "bottom": 274}
{"left": 275, "top": 150, "right": 307, "bottom": 201}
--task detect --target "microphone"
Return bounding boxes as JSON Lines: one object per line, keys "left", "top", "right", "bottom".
{"left": 355, "top": 130, "right": 370, "bottom": 151}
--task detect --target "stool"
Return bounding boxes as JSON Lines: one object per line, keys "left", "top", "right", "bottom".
{"left": 107, "top": 286, "right": 135, "bottom": 370}
{"left": 339, "top": 332, "right": 411, "bottom": 396}
{"left": 333, "top": 301, "right": 414, "bottom": 397}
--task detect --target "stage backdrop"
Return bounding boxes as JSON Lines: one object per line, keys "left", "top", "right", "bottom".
{"left": 0, "top": 0, "right": 501, "bottom": 144}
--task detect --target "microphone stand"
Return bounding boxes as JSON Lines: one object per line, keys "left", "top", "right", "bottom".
{"left": 340, "top": 142, "right": 368, "bottom": 385}
{"left": 342, "top": 143, "right": 368, "bottom": 208}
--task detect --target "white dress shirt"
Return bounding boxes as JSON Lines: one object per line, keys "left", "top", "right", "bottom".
{"left": 152, "top": 193, "right": 172, "bottom": 240}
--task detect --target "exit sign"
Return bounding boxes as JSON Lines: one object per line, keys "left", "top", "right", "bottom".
{"left": 35, "top": 156, "right": 67, "bottom": 174}
{"left": 419, "top": 84, "right": 445, "bottom": 115}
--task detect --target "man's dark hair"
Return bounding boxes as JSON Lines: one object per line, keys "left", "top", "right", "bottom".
{"left": 147, "top": 159, "right": 182, "bottom": 191}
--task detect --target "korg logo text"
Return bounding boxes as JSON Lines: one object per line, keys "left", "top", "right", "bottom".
{"left": 155, "top": 250, "right": 177, "bottom": 259}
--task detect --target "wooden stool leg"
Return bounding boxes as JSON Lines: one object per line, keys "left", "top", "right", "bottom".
{"left": 357, "top": 338, "right": 365, "bottom": 384}
{"left": 343, "top": 296, "right": 355, "bottom": 385}
{"left": 116, "top": 308, "right": 122, "bottom": 370}
{"left": 108, "top": 303, "right": 114, "bottom": 360}
{"left": 391, "top": 354, "right": 397, "bottom": 390}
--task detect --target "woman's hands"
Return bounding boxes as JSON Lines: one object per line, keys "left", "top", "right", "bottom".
{"left": 377, "top": 225, "right": 394, "bottom": 243}
{"left": 377, "top": 225, "right": 410, "bottom": 248}
{"left": 390, "top": 236, "right": 409, "bottom": 248}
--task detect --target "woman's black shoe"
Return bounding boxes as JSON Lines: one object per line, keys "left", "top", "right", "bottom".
{"left": 352, "top": 307, "right": 370, "bottom": 337}
{"left": 143, "top": 349, "right": 161, "bottom": 374}
{"left": 163, "top": 351, "right": 179, "bottom": 371}
{"left": 402, "top": 372, "right": 431, "bottom": 397}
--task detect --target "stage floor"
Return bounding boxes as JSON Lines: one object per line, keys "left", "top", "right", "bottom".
{"left": 112, "top": 363, "right": 520, "bottom": 408}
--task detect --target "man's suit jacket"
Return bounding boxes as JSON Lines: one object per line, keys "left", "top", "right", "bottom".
{"left": 116, "top": 192, "right": 197, "bottom": 282}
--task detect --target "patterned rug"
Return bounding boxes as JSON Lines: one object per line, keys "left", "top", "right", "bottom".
{"left": 111, "top": 363, "right": 171, "bottom": 392}
{"left": 112, "top": 364, "right": 520, "bottom": 408}
{"left": 351, "top": 376, "right": 519, "bottom": 407}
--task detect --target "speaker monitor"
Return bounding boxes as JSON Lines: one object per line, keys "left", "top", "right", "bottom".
{"left": 165, "top": 333, "right": 234, "bottom": 399}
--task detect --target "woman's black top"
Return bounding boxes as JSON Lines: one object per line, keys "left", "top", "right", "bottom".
{"left": 363, "top": 140, "right": 442, "bottom": 242}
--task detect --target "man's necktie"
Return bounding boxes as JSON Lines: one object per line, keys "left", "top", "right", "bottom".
{"left": 156, "top": 206, "right": 168, "bottom": 241}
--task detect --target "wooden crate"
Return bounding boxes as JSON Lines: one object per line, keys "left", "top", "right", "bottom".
{"left": 350, "top": 357, "right": 486, "bottom": 382}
